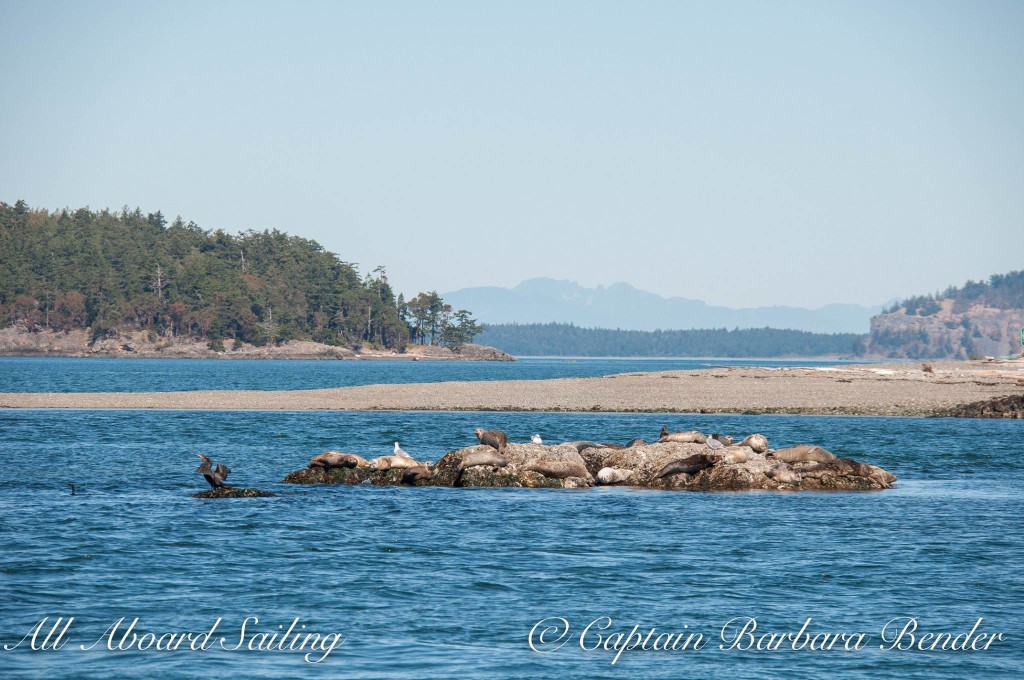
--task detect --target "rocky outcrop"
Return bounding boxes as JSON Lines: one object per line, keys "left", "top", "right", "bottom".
{"left": 866, "top": 300, "right": 1024, "bottom": 359}
{"left": 401, "top": 343, "right": 515, "bottom": 362}
{"left": 0, "top": 326, "right": 514, "bottom": 361}
{"left": 282, "top": 438, "right": 895, "bottom": 492}
{"left": 192, "top": 488, "right": 276, "bottom": 498}
{"left": 949, "top": 393, "right": 1024, "bottom": 418}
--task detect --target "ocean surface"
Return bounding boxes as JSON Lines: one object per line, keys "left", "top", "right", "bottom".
{"left": 0, "top": 356, "right": 865, "bottom": 393}
{"left": 1, "top": 359, "right": 1020, "bottom": 678}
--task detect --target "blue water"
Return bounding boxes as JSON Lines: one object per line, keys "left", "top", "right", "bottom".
{"left": 1, "top": 409, "right": 1021, "bottom": 679}
{"left": 0, "top": 356, "right": 866, "bottom": 393}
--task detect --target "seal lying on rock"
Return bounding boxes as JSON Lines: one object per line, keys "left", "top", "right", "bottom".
{"left": 657, "top": 428, "right": 707, "bottom": 444}
{"left": 458, "top": 449, "right": 509, "bottom": 472}
{"left": 524, "top": 460, "right": 593, "bottom": 481}
{"left": 454, "top": 449, "right": 509, "bottom": 486}
{"left": 371, "top": 455, "right": 422, "bottom": 470}
{"left": 766, "top": 462, "right": 801, "bottom": 485}
{"left": 596, "top": 467, "right": 633, "bottom": 484}
{"left": 710, "top": 446, "right": 752, "bottom": 465}
{"left": 475, "top": 428, "right": 508, "bottom": 453}
{"left": 653, "top": 454, "right": 713, "bottom": 479}
{"left": 796, "top": 457, "right": 874, "bottom": 479}
{"left": 402, "top": 465, "right": 433, "bottom": 484}
{"left": 626, "top": 438, "right": 647, "bottom": 447}
{"left": 567, "top": 441, "right": 604, "bottom": 452}
{"left": 738, "top": 434, "right": 769, "bottom": 453}
{"left": 771, "top": 445, "right": 836, "bottom": 464}
{"left": 308, "top": 452, "right": 368, "bottom": 473}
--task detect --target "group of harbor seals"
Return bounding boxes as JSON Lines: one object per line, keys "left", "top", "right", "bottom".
{"left": 269, "top": 425, "right": 891, "bottom": 493}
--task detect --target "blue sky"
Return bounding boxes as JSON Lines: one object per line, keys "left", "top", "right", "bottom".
{"left": 1, "top": 1, "right": 1021, "bottom": 308}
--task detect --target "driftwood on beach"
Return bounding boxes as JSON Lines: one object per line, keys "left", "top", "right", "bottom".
{"left": 282, "top": 438, "right": 896, "bottom": 492}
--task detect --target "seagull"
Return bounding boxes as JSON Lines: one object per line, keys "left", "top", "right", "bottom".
{"left": 531, "top": 434, "right": 543, "bottom": 445}
{"left": 394, "top": 442, "right": 411, "bottom": 458}
{"left": 706, "top": 434, "right": 726, "bottom": 451}
{"left": 196, "top": 454, "right": 231, "bottom": 489}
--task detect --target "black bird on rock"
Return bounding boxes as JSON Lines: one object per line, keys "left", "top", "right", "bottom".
{"left": 196, "top": 454, "right": 231, "bottom": 489}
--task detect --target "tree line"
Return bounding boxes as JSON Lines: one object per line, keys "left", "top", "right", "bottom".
{"left": 0, "top": 200, "right": 482, "bottom": 351}
{"left": 477, "top": 323, "right": 866, "bottom": 357}
{"left": 884, "top": 270, "right": 1024, "bottom": 316}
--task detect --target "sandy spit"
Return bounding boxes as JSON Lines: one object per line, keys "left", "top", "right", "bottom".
{"left": 3, "top": 361, "right": 1023, "bottom": 416}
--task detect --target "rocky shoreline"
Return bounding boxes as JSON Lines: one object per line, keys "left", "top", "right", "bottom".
{"left": 0, "top": 326, "right": 513, "bottom": 361}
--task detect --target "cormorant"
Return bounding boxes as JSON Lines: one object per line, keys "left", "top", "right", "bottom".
{"left": 196, "top": 454, "right": 231, "bottom": 489}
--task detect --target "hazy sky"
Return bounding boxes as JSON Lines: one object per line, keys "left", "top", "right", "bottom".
{"left": 1, "top": 1, "right": 1021, "bottom": 308}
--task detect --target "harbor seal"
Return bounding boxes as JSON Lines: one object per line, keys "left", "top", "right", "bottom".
{"left": 797, "top": 457, "right": 871, "bottom": 479}
{"left": 454, "top": 449, "right": 510, "bottom": 486}
{"left": 370, "top": 455, "right": 421, "bottom": 470}
{"left": 738, "top": 434, "right": 769, "bottom": 454}
{"left": 523, "top": 460, "right": 592, "bottom": 480}
{"left": 867, "top": 464, "right": 897, "bottom": 485}
{"left": 710, "top": 446, "right": 751, "bottom": 465}
{"left": 653, "top": 454, "right": 712, "bottom": 479}
{"left": 596, "top": 467, "right": 634, "bottom": 484}
{"left": 771, "top": 445, "right": 836, "bottom": 464}
{"left": 308, "top": 451, "right": 368, "bottom": 471}
{"left": 626, "top": 438, "right": 647, "bottom": 447}
{"left": 402, "top": 465, "right": 433, "bottom": 484}
{"left": 475, "top": 428, "right": 508, "bottom": 453}
{"left": 657, "top": 429, "right": 707, "bottom": 444}
{"left": 766, "top": 462, "right": 801, "bottom": 485}
{"left": 457, "top": 450, "right": 509, "bottom": 472}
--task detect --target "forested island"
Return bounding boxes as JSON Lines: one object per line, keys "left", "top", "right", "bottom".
{"left": 0, "top": 201, "right": 483, "bottom": 355}
{"left": 477, "top": 323, "right": 865, "bottom": 357}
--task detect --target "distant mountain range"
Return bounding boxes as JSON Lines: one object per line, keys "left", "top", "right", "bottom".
{"left": 443, "top": 278, "right": 883, "bottom": 334}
